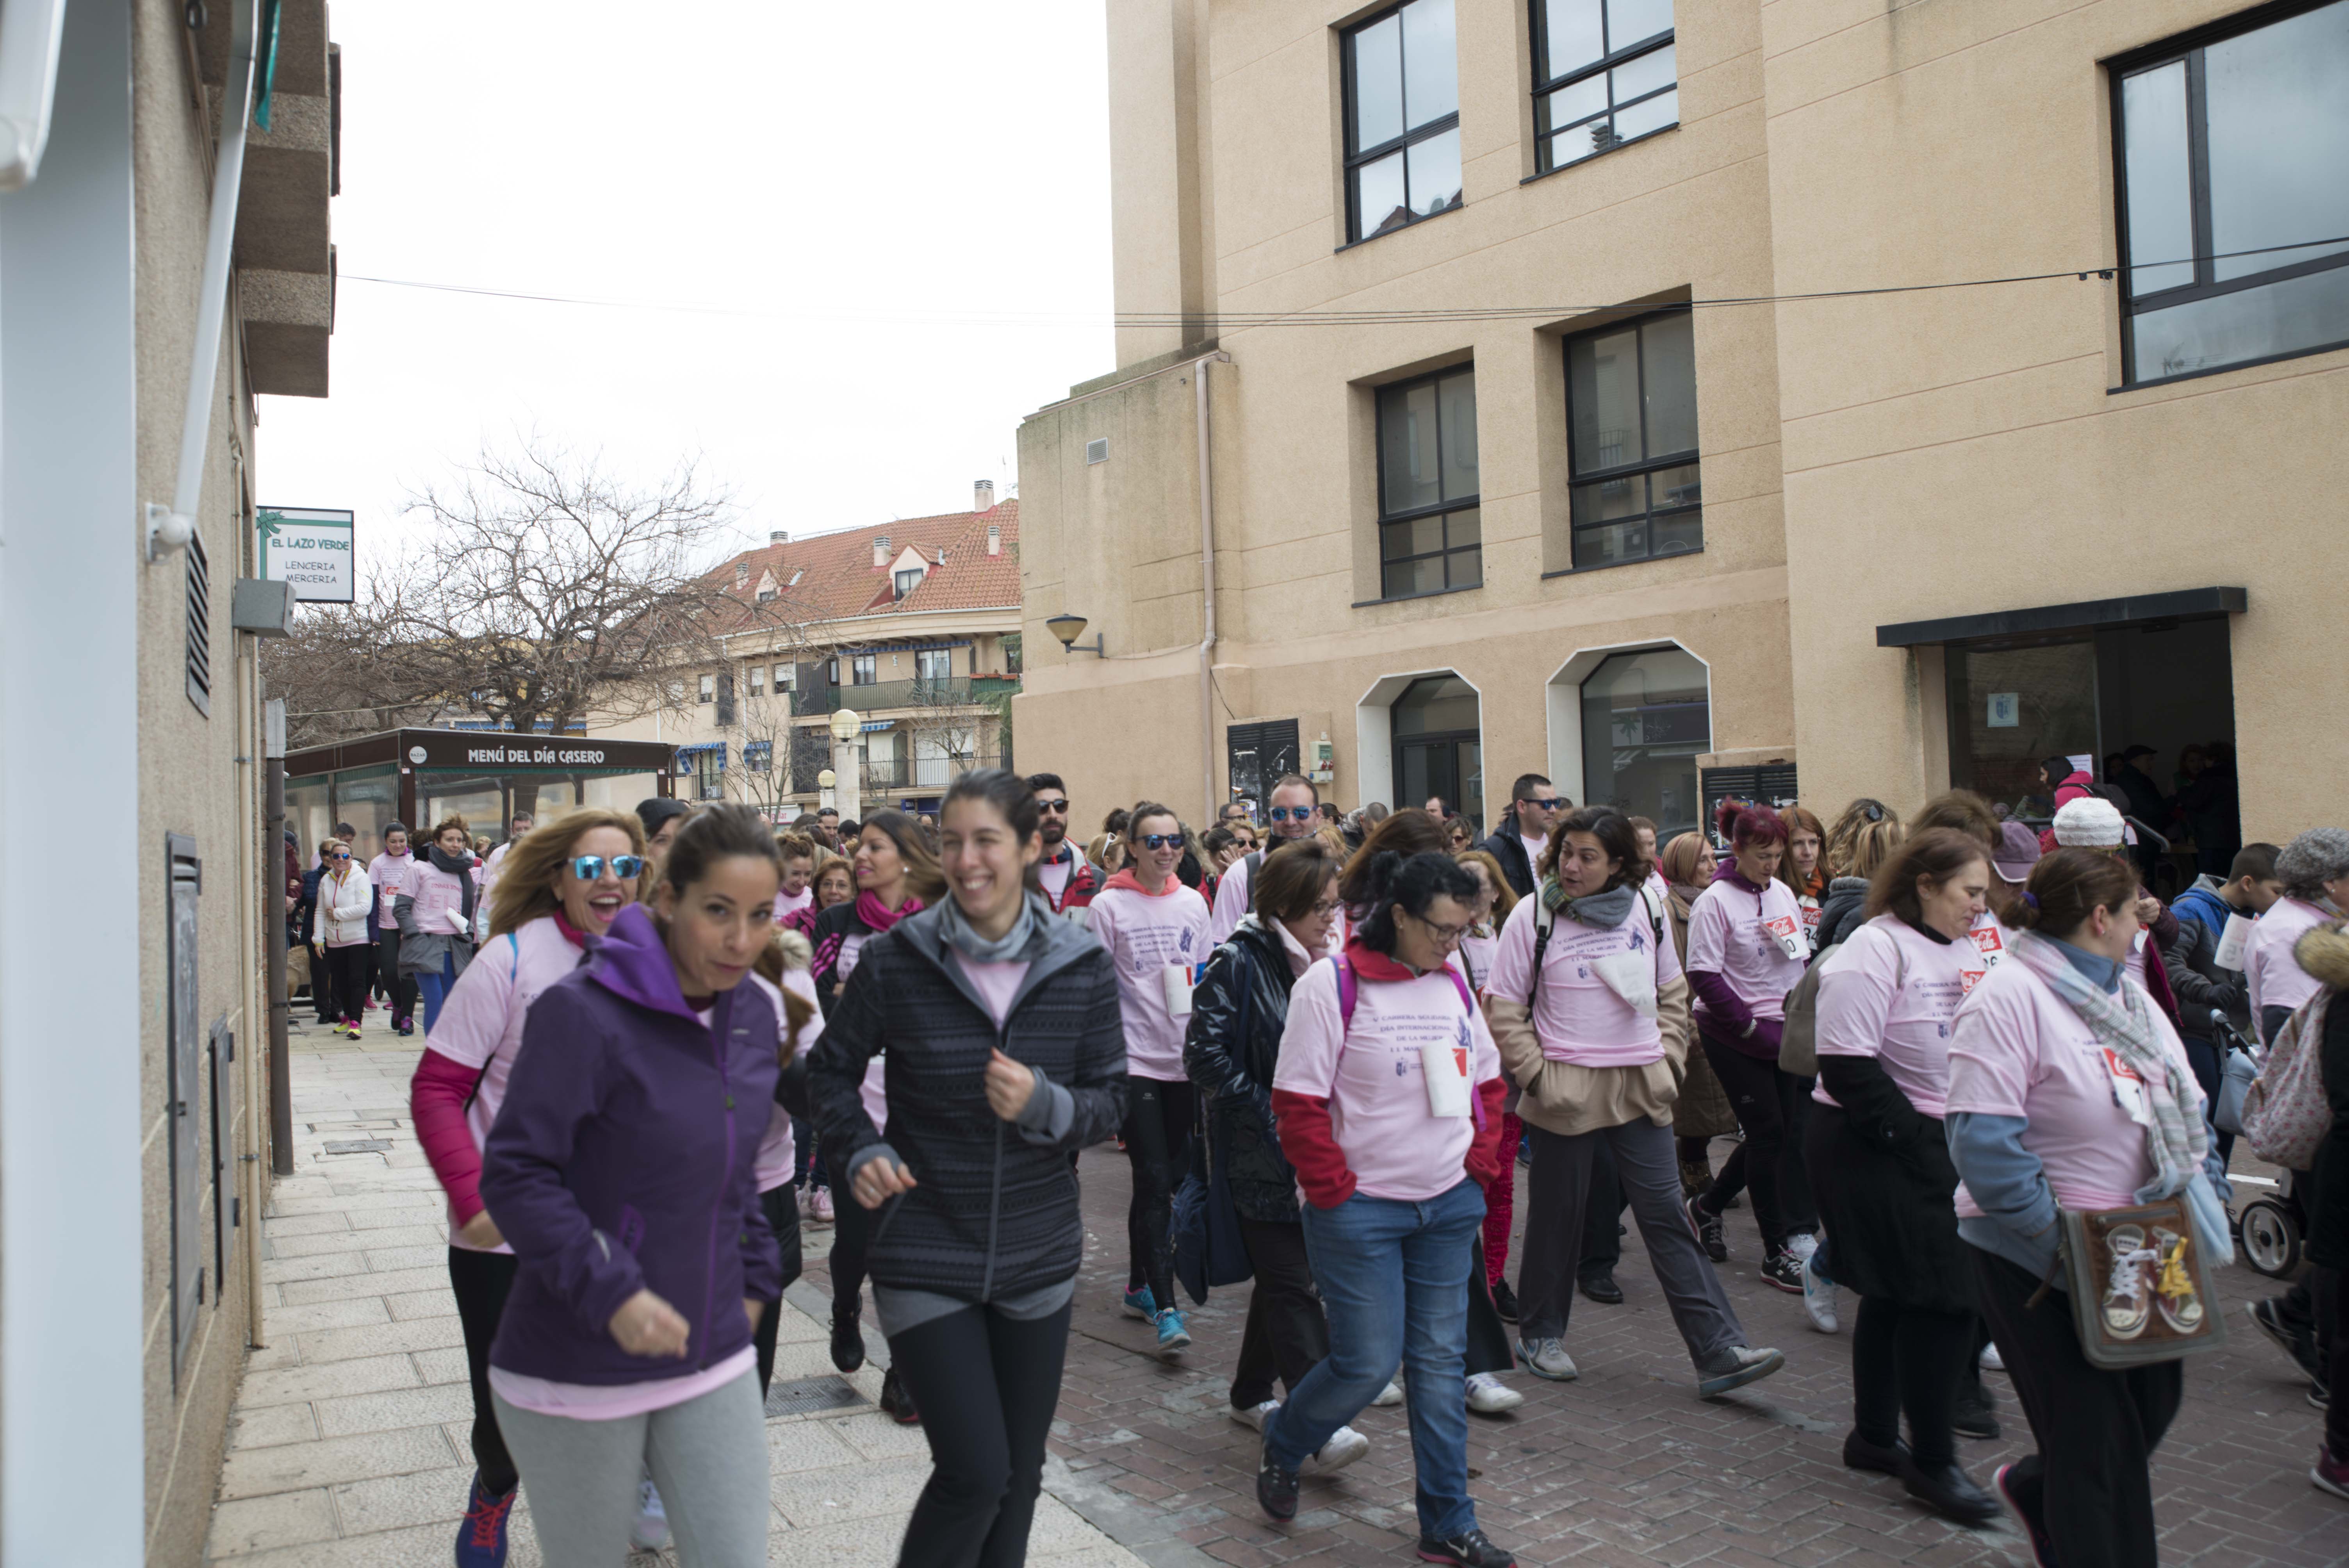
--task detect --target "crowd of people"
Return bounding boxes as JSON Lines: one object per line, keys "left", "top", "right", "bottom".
{"left": 317, "top": 760, "right": 2348, "bottom": 1568}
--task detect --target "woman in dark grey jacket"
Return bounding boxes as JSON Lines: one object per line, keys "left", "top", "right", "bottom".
{"left": 1183, "top": 838, "right": 1378, "bottom": 1470}
{"left": 809, "top": 770, "right": 1125, "bottom": 1568}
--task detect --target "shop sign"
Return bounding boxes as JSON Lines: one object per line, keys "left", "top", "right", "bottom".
{"left": 257, "top": 506, "right": 356, "bottom": 603}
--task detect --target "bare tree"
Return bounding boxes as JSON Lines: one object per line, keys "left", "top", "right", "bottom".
{"left": 260, "top": 594, "right": 457, "bottom": 748}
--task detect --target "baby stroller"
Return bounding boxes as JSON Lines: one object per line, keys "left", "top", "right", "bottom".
{"left": 2212, "top": 1010, "right": 2307, "bottom": 1277}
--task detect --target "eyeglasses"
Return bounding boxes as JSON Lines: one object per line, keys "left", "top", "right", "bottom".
{"left": 1521, "top": 798, "right": 1567, "bottom": 812}
{"left": 1035, "top": 798, "right": 1070, "bottom": 813}
{"left": 1407, "top": 909, "right": 1468, "bottom": 945}
{"left": 1308, "top": 896, "right": 1342, "bottom": 918}
{"left": 570, "top": 854, "right": 645, "bottom": 882}
{"left": 1268, "top": 807, "right": 1312, "bottom": 822}
{"left": 1138, "top": 833, "right": 1183, "bottom": 851}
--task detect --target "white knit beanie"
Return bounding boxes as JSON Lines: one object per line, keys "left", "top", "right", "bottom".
{"left": 2052, "top": 796, "right": 2126, "bottom": 848}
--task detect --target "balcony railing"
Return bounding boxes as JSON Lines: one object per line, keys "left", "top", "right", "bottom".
{"left": 792, "top": 675, "right": 1019, "bottom": 717}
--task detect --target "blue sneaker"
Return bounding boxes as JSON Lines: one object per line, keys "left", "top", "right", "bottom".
{"left": 1119, "top": 1285, "right": 1157, "bottom": 1320}
{"left": 454, "top": 1472, "right": 514, "bottom": 1568}
{"left": 1153, "top": 1307, "right": 1192, "bottom": 1358}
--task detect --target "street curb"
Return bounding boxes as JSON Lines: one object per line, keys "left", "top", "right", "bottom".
{"left": 1041, "top": 1455, "right": 1223, "bottom": 1568}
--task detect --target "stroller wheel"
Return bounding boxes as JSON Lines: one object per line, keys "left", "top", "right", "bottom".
{"left": 2239, "top": 1196, "right": 2301, "bottom": 1278}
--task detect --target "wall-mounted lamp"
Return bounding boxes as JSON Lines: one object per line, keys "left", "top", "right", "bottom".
{"left": 1045, "top": 613, "right": 1105, "bottom": 657}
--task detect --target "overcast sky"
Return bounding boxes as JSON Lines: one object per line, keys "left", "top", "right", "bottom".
{"left": 257, "top": 1, "right": 1114, "bottom": 565}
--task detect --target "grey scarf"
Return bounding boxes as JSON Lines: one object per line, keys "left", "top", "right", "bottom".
{"left": 1540, "top": 878, "right": 1636, "bottom": 929}
{"left": 936, "top": 890, "right": 1041, "bottom": 963}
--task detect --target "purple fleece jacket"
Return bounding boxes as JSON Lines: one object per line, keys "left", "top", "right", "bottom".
{"left": 480, "top": 904, "right": 782, "bottom": 1386}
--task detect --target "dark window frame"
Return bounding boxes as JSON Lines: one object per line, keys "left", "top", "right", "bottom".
{"left": 1373, "top": 364, "right": 1484, "bottom": 604}
{"left": 1340, "top": 0, "right": 1464, "bottom": 246}
{"left": 1529, "top": 0, "right": 1679, "bottom": 177}
{"left": 850, "top": 653, "right": 877, "bottom": 686}
{"left": 1561, "top": 309, "right": 1704, "bottom": 572}
{"left": 2108, "top": 0, "right": 2349, "bottom": 386}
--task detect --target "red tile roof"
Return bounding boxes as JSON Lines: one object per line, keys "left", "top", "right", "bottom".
{"left": 703, "top": 501, "right": 1019, "bottom": 636}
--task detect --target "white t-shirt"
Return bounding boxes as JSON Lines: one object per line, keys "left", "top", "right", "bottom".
{"left": 1685, "top": 875, "right": 1808, "bottom": 1024}
{"left": 1813, "top": 915, "right": 1971, "bottom": 1116}
{"left": 1088, "top": 881, "right": 1213, "bottom": 1082}
{"left": 1037, "top": 854, "right": 1075, "bottom": 903}
{"left": 1946, "top": 957, "right": 2201, "bottom": 1217}
{"left": 2246, "top": 896, "right": 2330, "bottom": 1021}
{"left": 1273, "top": 959, "right": 1502, "bottom": 1203}
{"left": 772, "top": 887, "right": 814, "bottom": 923}
{"left": 1484, "top": 894, "right": 1678, "bottom": 1067}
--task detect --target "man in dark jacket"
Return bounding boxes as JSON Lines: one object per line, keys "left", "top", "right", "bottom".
{"left": 1028, "top": 772, "right": 1104, "bottom": 915}
{"left": 1477, "top": 774, "right": 1568, "bottom": 899}
{"left": 2163, "top": 843, "right": 2281, "bottom": 1161}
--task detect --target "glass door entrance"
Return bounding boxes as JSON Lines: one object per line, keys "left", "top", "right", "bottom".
{"left": 1392, "top": 675, "right": 1482, "bottom": 829}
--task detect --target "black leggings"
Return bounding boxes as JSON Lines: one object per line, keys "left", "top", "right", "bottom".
{"left": 376, "top": 932, "right": 416, "bottom": 1022}
{"left": 752, "top": 1185, "right": 804, "bottom": 1397}
{"left": 322, "top": 943, "right": 372, "bottom": 1022}
{"left": 832, "top": 1187, "right": 873, "bottom": 1322}
{"left": 1122, "top": 1078, "right": 1194, "bottom": 1310}
{"left": 1850, "top": 1295, "right": 1975, "bottom": 1468}
{"left": 1696, "top": 1032, "right": 1817, "bottom": 1253}
{"left": 889, "top": 1301, "right": 1072, "bottom": 1568}
{"left": 448, "top": 1247, "right": 520, "bottom": 1497}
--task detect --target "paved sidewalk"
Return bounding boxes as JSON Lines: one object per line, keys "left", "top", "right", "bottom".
{"left": 201, "top": 1019, "right": 1147, "bottom": 1568}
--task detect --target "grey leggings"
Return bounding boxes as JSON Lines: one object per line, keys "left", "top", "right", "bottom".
{"left": 492, "top": 1370, "right": 769, "bottom": 1567}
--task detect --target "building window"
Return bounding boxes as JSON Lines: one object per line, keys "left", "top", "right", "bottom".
{"left": 744, "top": 740, "right": 773, "bottom": 773}
{"left": 893, "top": 567, "right": 923, "bottom": 600}
{"left": 691, "top": 747, "right": 725, "bottom": 801}
{"left": 2113, "top": 0, "right": 2349, "bottom": 384}
{"left": 1564, "top": 310, "right": 1701, "bottom": 568}
{"left": 756, "top": 586, "right": 778, "bottom": 604}
{"left": 851, "top": 653, "right": 877, "bottom": 686}
{"left": 1004, "top": 634, "right": 1023, "bottom": 676}
{"left": 1579, "top": 645, "right": 1707, "bottom": 837}
{"left": 773, "top": 662, "right": 795, "bottom": 691}
{"left": 1376, "top": 366, "right": 1481, "bottom": 600}
{"left": 916, "top": 648, "right": 951, "bottom": 684}
{"left": 714, "top": 673, "right": 735, "bottom": 727}
{"left": 1342, "top": 0, "right": 1461, "bottom": 243}
{"left": 1392, "top": 675, "right": 1482, "bottom": 832}
{"left": 748, "top": 663, "right": 765, "bottom": 694}
{"left": 1533, "top": 0, "right": 1678, "bottom": 173}
{"left": 697, "top": 674, "right": 715, "bottom": 704}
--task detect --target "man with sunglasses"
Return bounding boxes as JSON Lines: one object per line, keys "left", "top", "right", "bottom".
{"left": 1027, "top": 772, "right": 1104, "bottom": 916}
{"left": 1478, "top": 774, "right": 1569, "bottom": 900}
{"left": 1210, "top": 774, "right": 1322, "bottom": 946}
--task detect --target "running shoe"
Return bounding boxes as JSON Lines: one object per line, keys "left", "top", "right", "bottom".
{"left": 879, "top": 1365, "right": 920, "bottom": 1425}
{"left": 343, "top": 1018, "right": 362, "bottom": 1040}
{"left": 1577, "top": 1272, "right": 1623, "bottom": 1305}
{"left": 1415, "top": 1527, "right": 1516, "bottom": 1567}
{"left": 1993, "top": 1463, "right": 2057, "bottom": 1566}
{"left": 1120, "top": 1285, "right": 1158, "bottom": 1320}
{"left": 1231, "top": 1399, "right": 1280, "bottom": 1433}
{"left": 1802, "top": 1251, "right": 1839, "bottom": 1334}
{"left": 1306, "top": 1425, "right": 1369, "bottom": 1475}
{"left": 453, "top": 1472, "right": 515, "bottom": 1568}
{"left": 1517, "top": 1338, "right": 1579, "bottom": 1381}
{"left": 2248, "top": 1297, "right": 2323, "bottom": 1381}
{"left": 1760, "top": 1250, "right": 1805, "bottom": 1294}
{"left": 629, "top": 1476, "right": 670, "bottom": 1551}
{"left": 1256, "top": 1438, "right": 1300, "bottom": 1521}
{"left": 1686, "top": 1195, "right": 1727, "bottom": 1262}
{"left": 2314, "top": 1444, "right": 2349, "bottom": 1501}
{"left": 2312, "top": 1378, "right": 2332, "bottom": 1411}
{"left": 395, "top": 1018, "right": 413, "bottom": 1037}
{"left": 1489, "top": 1278, "right": 1519, "bottom": 1323}
{"left": 808, "top": 1185, "right": 836, "bottom": 1226}
{"left": 1696, "top": 1345, "right": 1784, "bottom": 1399}
{"left": 1372, "top": 1378, "right": 1404, "bottom": 1407}
{"left": 1465, "top": 1373, "right": 1524, "bottom": 1414}
{"left": 1978, "top": 1340, "right": 2005, "bottom": 1372}
{"left": 1153, "top": 1308, "right": 1192, "bottom": 1358}
{"left": 363, "top": 995, "right": 378, "bottom": 1010}
{"left": 831, "top": 1307, "right": 865, "bottom": 1373}
{"left": 1841, "top": 1429, "right": 1907, "bottom": 1477}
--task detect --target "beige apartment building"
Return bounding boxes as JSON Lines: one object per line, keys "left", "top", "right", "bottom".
{"left": 597, "top": 486, "right": 1025, "bottom": 818}
{"left": 1016, "top": 0, "right": 2347, "bottom": 866}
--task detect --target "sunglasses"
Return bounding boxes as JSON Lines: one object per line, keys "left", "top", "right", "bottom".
{"left": 570, "top": 854, "right": 645, "bottom": 882}
{"left": 1268, "top": 807, "right": 1313, "bottom": 822}
{"left": 328, "top": 852, "right": 351, "bottom": 861}
{"left": 1521, "top": 798, "right": 1567, "bottom": 812}
{"left": 1035, "top": 798, "right": 1070, "bottom": 813}
{"left": 1138, "top": 833, "right": 1183, "bottom": 851}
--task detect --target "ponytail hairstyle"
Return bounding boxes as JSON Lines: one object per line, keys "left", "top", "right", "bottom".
{"left": 1353, "top": 850, "right": 1480, "bottom": 958}
{"left": 2010, "top": 847, "right": 2141, "bottom": 940}
{"left": 856, "top": 807, "right": 947, "bottom": 906}
{"left": 1538, "top": 805, "right": 1646, "bottom": 893}
{"left": 1338, "top": 807, "right": 1449, "bottom": 910}
{"left": 1714, "top": 798, "right": 1788, "bottom": 852}
{"left": 1824, "top": 797, "right": 1903, "bottom": 881}
{"left": 943, "top": 768, "right": 1045, "bottom": 893}
{"left": 1863, "top": 827, "right": 1990, "bottom": 925}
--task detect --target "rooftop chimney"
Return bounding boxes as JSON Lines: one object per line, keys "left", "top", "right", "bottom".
{"left": 974, "top": 479, "right": 994, "bottom": 513}
{"left": 873, "top": 535, "right": 891, "bottom": 568}
{"left": 769, "top": 530, "right": 788, "bottom": 544}
{"left": 986, "top": 524, "right": 1001, "bottom": 557}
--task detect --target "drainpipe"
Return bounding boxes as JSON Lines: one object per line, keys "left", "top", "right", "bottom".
{"left": 1193, "top": 355, "right": 1217, "bottom": 824}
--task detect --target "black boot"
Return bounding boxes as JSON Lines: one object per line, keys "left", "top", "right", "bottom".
{"left": 879, "top": 1365, "right": 920, "bottom": 1425}
{"left": 1902, "top": 1458, "right": 2000, "bottom": 1526}
{"left": 830, "top": 1307, "right": 865, "bottom": 1373}
{"left": 1841, "top": 1429, "right": 1908, "bottom": 1477}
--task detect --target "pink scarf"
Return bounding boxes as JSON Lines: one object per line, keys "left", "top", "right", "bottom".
{"left": 856, "top": 889, "right": 921, "bottom": 933}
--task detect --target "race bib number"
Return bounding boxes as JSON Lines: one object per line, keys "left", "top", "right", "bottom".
{"left": 1421, "top": 1030, "right": 1472, "bottom": 1119}
{"left": 1161, "top": 963, "right": 1197, "bottom": 1019}
{"left": 1970, "top": 925, "right": 2006, "bottom": 967}
{"left": 1762, "top": 913, "right": 1805, "bottom": 961}
{"left": 2101, "top": 1046, "right": 2150, "bottom": 1124}
{"left": 2213, "top": 912, "right": 2252, "bottom": 971}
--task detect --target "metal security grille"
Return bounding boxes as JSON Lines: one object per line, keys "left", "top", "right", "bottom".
{"left": 1699, "top": 764, "right": 1799, "bottom": 844}
{"left": 185, "top": 529, "right": 212, "bottom": 716}
{"left": 764, "top": 1375, "right": 865, "bottom": 1418}
{"left": 1226, "top": 720, "right": 1301, "bottom": 821}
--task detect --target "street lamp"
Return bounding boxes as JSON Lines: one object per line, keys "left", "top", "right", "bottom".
{"left": 1045, "top": 612, "right": 1104, "bottom": 657}
{"left": 828, "top": 707, "right": 863, "bottom": 825}
{"left": 816, "top": 767, "right": 836, "bottom": 813}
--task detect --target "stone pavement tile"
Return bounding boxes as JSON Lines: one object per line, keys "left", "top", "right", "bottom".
{"left": 280, "top": 1265, "right": 454, "bottom": 1306}
{"left": 203, "top": 1487, "right": 339, "bottom": 1558}
{"left": 384, "top": 1288, "right": 462, "bottom": 1321}
{"left": 312, "top": 1383, "right": 477, "bottom": 1438}
{"left": 217, "top": 1425, "right": 459, "bottom": 1500}
{"left": 759, "top": 1513, "right": 911, "bottom": 1568}
{"left": 262, "top": 1297, "right": 392, "bottom": 1335}
{"left": 826, "top": 1407, "right": 934, "bottom": 1462}
{"left": 410, "top": 1346, "right": 469, "bottom": 1385}
{"left": 296, "top": 1313, "right": 467, "bottom": 1364}
{"left": 238, "top": 1352, "right": 420, "bottom": 1408}
{"left": 228, "top": 1404, "right": 322, "bottom": 1451}
{"left": 264, "top": 1250, "right": 379, "bottom": 1285}
{"left": 768, "top": 1452, "right": 931, "bottom": 1528}
{"left": 359, "top": 1243, "right": 448, "bottom": 1273}
{"left": 203, "top": 1517, "right": 543, "bottom": 1568}
{"left": 763, "top": 1416, "right": 864, "bottom": 1475}
{"left": 246, "top": 1338, "right": 302, "bottom": 1372}
{"left": 262, "top": 1211, "right": 355, "bottom": 1239}
{"left": 328, "top": 1461, "right": 476, "bottom": 1537}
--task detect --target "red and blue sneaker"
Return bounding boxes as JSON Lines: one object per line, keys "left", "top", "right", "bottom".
{"left": 454, "top": 1472, "right": 515, "bottom": 1568}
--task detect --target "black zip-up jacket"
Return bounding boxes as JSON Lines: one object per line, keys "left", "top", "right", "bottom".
{"left": 807, "top": 898, "right": 1126, "bottom": 1300}
{"left": 1817, "top": 876, "right": 1871, "bottom": 952}
{"left": 1476, "top": 826, "right": 1537, "bottom": 900}
{"left": 1182, "top": 918, "right": 1305, "bottom": 1223}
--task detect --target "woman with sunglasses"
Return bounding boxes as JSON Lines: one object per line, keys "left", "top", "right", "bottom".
{"left": 1090, "top": 802, "right": 1214, "bottom": 1356}
{"left": 316, "top": 838, "right": 376, "bottom": 1041}
{"left": 409, "top": 808, "right": 655, "bottom": 1566}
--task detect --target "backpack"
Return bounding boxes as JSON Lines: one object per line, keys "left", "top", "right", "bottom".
{"left": 2242, "top": 990, "right": 2334, "bottom": 1170}
{"left": 1779, "top": 928, "right": 1902, "bottom": 1077}
{"left": 1526, "top": 884, "right": 1667, "bottom": 1010}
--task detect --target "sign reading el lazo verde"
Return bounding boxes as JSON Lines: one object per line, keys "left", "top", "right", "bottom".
{"left": 257, "top": 506, "right": 356, "bottom": 603}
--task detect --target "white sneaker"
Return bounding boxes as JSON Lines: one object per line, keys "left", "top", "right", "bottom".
{"left": 1784, "top": 1231, "right": 1819, "bottom": 1264}
{"left": 1979, "top": 1341, "right": 2005, "bottom": 1372}
{"left": 1304, "top": 1425, "right": 1370, "bottom": 1475}
{"left": 1517, "top": 1338, "right": 1579, "bottom": 1382}
{"left": 1465, "top": 1372, "right": 1524, "bottom": 1413}
{"left": 1230, "top": 1398, "right": 1280, "bottom": 1432}
{"left": 629, "top": 1476, "right": 670, "bottom": 1551}
{"left": 1372, "top": 1378, "right": 1404, "bottom": 1407}
{"left": 1802, "top": 1252, "right": 1839, "bottom": 1335}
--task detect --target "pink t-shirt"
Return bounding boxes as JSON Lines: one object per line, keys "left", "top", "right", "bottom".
{"left": 2246, "top": 896, "right": 2330, "bottom": 1021}
{"left": 1946, "top": 957, "right": 2200, "bottom": 1217}
{"left": 491, "top": 1346, "right": 757, "bottom": 1422}
{"left": 1685, "top": 876, "right": 1808, "bottom": 1024}
{"left": 1456, "top": 930, "right": 1499, "bottom": 994}
{"left": 1208, "top": 853, "right": 1255, "bottom": 946}
{"left": 1485, "top": 894, "right": 1679, "bottom": 1067}
{"left": 750, "top": 970, "right": 822, "bottom": 1194}
{"left": 1812, "top": 916, "right": 1972, "bottom": 1116}
{"left": 1038, "top": 853, "right": 1076, "bottom": 905}
{"left": 950, "top": 951, "right": 1032, "bottom": 1026}
{"left": 422, "top": 918, "right": 587, "bottom": 1252}
{"left": 1087, "top": 882, "right": 1213, "bottom": 1082}
{"left": 366, "top": 852, "right": 412, "bottom": 926}
{"left": 1272, "top": 959, "right": 1503, "bottom": 1203}
{"left": 773, "top": 887, "right": 814, "bottom": 923}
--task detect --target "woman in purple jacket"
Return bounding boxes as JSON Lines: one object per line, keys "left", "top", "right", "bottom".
{"left": 479, "top": 805, "right": 786, "bottom": 1567}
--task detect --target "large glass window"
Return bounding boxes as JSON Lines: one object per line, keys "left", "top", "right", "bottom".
{"left": 1578, "top": 646, "right": 1708, "bottom": 839}
{"left": 1533, "top": 0, "right": 1678, "bottom": 173}
{"left": 1393, "top": 675, "right": 1483, "bottom": 831}
{"left": 1945, "top": 641, "right": 2098, "bottom": 819}
{"left": 1376, "top": 366, "right": 1482, "bottom": 600}
{"left": 2114, "top": 0, "right": 2349, "bottom": 383}
{"left": 1343, "top": 0, "right": 1462, "bottom": 243}
{"left": 1565, "top": 311, "right": 1701, "bottom": 568}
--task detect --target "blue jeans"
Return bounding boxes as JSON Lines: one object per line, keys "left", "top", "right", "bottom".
{"left": 414, "top": 950, "right": 459, "bottom": 1032}
{"left": 1269, "top": 1177, "right": 1485, "bottom": 1541}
